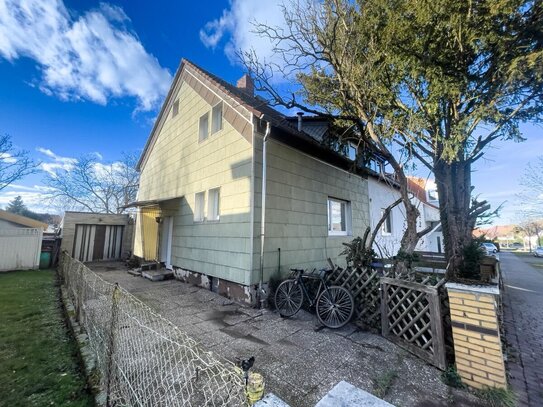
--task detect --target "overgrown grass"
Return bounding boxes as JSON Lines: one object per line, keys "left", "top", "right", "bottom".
{"left": 441, "top": 365, "right": 465, "bottom": 389}
{"left": 0, "top": 270, "right": 94, "bottom": 407}
{"left": 372, "top": 370, "right": 397, "bottom": 398}
{"left": 475, "top": 387, "right": 516, "bottom": 407}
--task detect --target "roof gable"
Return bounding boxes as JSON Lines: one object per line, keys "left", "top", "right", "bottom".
{"left": 0, "top": 209, "right": 48, "bottom": 230}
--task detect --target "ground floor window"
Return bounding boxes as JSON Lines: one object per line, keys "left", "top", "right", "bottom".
{"left": 194, "top": 191, "right": 205, "bottom": 222}
{"left": 328, "top": 197, "right": 352, "bottom": 236}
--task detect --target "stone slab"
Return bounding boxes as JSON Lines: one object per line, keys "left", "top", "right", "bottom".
{"left": 254, "top": 393, "right": 291, "bottom": 407}
{"left": 315, "top": 381, "right": 395, "bottom": 407}
{"left": 142, "top": 269, "right": 174, "bottom": 281}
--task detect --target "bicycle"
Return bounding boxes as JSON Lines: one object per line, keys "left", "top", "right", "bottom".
{"left": 274, "top": 268, "right": 355, "bottom": 329}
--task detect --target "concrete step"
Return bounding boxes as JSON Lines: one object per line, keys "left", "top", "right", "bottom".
{"left": 315, "top": 381, "right": 395, "bottom": 407}
{"left": 254, "top": 381, "right": 395, "bottom": 407}
{"left": 142, "top": 269, "right": 174, "bottom": 282}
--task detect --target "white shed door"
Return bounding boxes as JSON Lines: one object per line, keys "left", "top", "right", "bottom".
{"left": 72, "top": 224, "right": 124, "bottom": 262}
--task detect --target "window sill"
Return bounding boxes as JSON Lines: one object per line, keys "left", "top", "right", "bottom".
{"left": 328, "top": 232, "right": 351, "bottom": 237}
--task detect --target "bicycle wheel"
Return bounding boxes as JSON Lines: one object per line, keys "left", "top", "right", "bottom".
{"left": 316, "top": 286, "right": 354, "bottom": 328}
{"left": 275, "top": 279, "right": 303, "bottom": 318}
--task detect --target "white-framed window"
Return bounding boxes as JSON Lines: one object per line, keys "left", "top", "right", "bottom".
{"left": 427, "top": 188, "right": 438, "bottom": 202}
{"left": 347, "top": 142, "right": 357, "bottom": 161}
{"left": 172, "top": 100, "right": 179, "bottom": 117}
{"left": 382, "top": 210, "right": 392, "bottom": 235}
{"left": 211, "top": 102, "right": 223, "bottom": 134}
{"left": 208, "top": 187, "right": 220, "bottom": 221}
{"left": 199, "top": 113, "right": 209, "bottom": 142}
{"left": 194, "top": 191, "right": 205, "bottom": 222}
{"left": 327, "top": 197, "right": 351, "bottom": 236}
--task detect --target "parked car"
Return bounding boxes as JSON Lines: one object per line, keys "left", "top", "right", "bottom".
{"left": 534, "top": 247, "right": 543, "bottom": 257}
{"left": 511, "top": 242, "right": 523, "bottom": 249}
{"left": 481, "top": 242, "right": 498, "bottom": 255}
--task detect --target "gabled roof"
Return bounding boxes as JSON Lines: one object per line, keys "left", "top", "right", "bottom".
{"left": 137, "top": 59, "right": 360, "bottom": 174}
{"left": 0, "top": 209, "right": 48, "bottom": 230}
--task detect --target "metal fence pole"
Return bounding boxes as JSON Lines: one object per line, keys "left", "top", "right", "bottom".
{"left": 106, "top": 283, "right": 120, "bottom": 407}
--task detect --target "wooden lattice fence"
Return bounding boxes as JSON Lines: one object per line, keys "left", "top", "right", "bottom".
{"left": 327, "top": 266, "right": 391, "bottom": 329}
{"left": 381, "top": 277, "right": 447, "bottom": 370}
{"left": 328, "top": 265, "right": 449, "bottom": 369}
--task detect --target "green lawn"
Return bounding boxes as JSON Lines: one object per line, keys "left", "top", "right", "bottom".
{"left": 0, "top": 270, "right": 94, "bottom": 407}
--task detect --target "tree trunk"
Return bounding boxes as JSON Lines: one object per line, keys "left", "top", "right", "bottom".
{"left": 434, "top": 158, "right": 473, "bottom": 278}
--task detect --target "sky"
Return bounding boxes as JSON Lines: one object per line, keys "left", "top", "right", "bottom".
{"left": 0, "top": 0, "right": 541, "bottom": 225}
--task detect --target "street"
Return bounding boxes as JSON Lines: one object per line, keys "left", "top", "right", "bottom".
{"left": 501, "top": 252, "right": 543, "bottom": 406}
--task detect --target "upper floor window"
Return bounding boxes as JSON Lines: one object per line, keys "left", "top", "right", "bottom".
{"left": 211, "top": 103, "right": 223, "bottom": 134}
{"left": 199, "top": 113, "right": 209, "bottom": 142}
{"left": 327, "top": 197, "right": 352, "bottom": 236}
{"left": 194, "top": 191, "right": 205, "bottom": 222}
{"left": 172, "top": 100, "right": 179, "bottom": 117}
{"left": 208, "top": 187, "right": 220, "bottom": 221}
{"left": 382, "top": 210, "right": 392, "bottom": 235}
{"left": 427, "top": 188, "right": 438, "bottom": 202}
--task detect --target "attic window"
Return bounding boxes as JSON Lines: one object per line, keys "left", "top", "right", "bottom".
{"left": 427, "top": 189, "right": 438, "bottom": 202}
{"left": 172, "top": 100, "right": 179, "bottom": 117}
{"left": 199, "top": 113, "right": 209, "bottom": 142}
{"left": 211, "top": 103, "right": 223, "bottom": 134}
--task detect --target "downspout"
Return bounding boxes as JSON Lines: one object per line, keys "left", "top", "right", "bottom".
{"left": 259, "top": 120, "right": 271, "bottom": 307}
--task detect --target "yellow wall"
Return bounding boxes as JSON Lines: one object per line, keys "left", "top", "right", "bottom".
{"left": 447, "top": 286, "right": 507, "bottom": 389}
{"left": 136, "top": 81, "right": 253, "bottom": 284}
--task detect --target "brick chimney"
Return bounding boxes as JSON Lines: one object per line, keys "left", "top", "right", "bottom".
{"left": 236, "top": 74, "right": 254, "bottom": 95}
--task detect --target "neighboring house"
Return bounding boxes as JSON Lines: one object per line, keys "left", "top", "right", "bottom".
{"left": 368, "top": 175, "right": 442, "bottom": 257}
{"left": 60, "top": 211, "right": 135, "bottom": 262}
{"left": 130, "top": 59, "right": 371, "bottom": 303}
{"left": 0, "top": 209, "right": 47, "bottom": 271}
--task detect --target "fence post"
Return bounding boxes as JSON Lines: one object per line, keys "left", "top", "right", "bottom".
{"left": 106, "top": 283, "right": 120, "bottom": 406}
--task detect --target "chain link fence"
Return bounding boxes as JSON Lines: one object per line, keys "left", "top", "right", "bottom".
{"left": 59, "top": 252, "right": 247, "bottom": 406}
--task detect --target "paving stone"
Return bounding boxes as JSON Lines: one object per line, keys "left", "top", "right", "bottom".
{"left": 501, "top": 252, "right": 543, "bottom": 406}
{"left": 91, "top": 263, "right": 483, "bottom": 407}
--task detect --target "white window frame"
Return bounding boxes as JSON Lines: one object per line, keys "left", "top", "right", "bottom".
{"left": 327, "top": 197, "right": 352, "bottom": 236}
{"left": 199, "top": 112, "right": 209, "bottom": 142}
{"left": 207, "top": 187, "right": 220, "bottom": 221}
{"left": 382, "top": 210, "right": 392, "bottom": 235}
{"left": 194, "top": 191, "right": 205, "bottom": 222}
{"left": 347, "top": 142, "right": 357, "bottom": 161}
{"left": 211, "top": 102, "right": 223, "bottom": 134}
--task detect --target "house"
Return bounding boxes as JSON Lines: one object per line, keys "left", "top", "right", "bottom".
{"left": 130, "top": 59, "right": 372, "bottom": 303}
{"left": 60, "top": 211, "right": 135, "bottom": 262}
{"left": 0, "top": 209, "right": 47, "bottom": 271}
{"left": 367, "top": 175, "right": 443, "bottom": 257}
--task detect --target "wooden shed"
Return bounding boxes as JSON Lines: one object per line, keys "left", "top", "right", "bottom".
{"left": 60, "top": 212, "right": 134, "bottom": 262}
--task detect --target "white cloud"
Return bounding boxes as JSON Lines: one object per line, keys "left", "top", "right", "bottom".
{"left": 0, "top": 0, "right": 171, "bottom": 111}
{"left": 0, "top": 185, "right": 55, "bottom": 212}
{"left": 200, "top": 0, "right": 288, "bottom": 65}
{"left": 0, "top": 152, "right": 17, "bottom": 163}
{"left": 36, "top": 147, "right": 77, "bottom": 175}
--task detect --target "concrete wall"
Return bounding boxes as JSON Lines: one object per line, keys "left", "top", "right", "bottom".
{"left": 136, "top": 81, "right": 254, "bottom": 285}
{"left": 61, "top": 212, "right": 132, "bottom": 257}
{"left": 251, "top": 135, "right": 371, "bottom": 284}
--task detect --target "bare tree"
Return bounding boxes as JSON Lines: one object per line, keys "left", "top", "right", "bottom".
{"left": 518, "top": 156, "right": 543, "bottom": 218}
{"left": 242, "top": 0, "right": 543, "bottom": 277}
{"left": 44, "top": 153, "right": 139, "bottom": 214}
{"left": 516, "top": 220, "right": 543, "bottom": 250}
{"left": 0, "top": 134, "right": 38, "bottom": 191}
